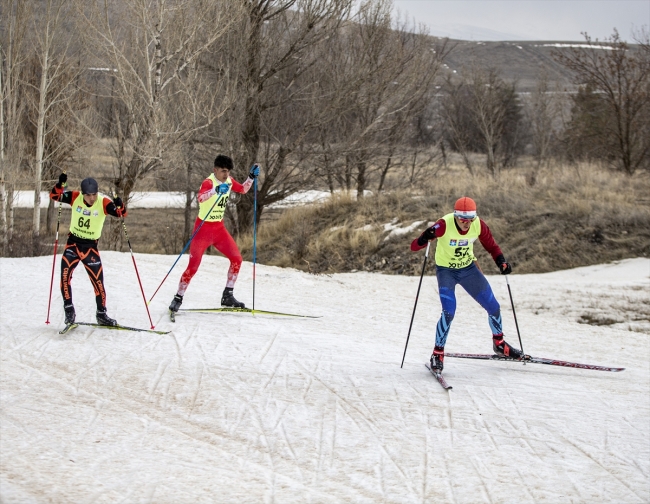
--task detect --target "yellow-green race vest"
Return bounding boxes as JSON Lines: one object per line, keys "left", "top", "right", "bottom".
{"left": 198, "top": 174, "right": 231, "bottom": 222}
{"left": 69, "top": 193, "right": 107, "bottom": 240}
{"left": 434, "top": 213, "right": 481, "bottom": 269}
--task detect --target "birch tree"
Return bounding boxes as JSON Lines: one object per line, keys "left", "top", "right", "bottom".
{"left": 29, "top": 0, "right": 76, "bottom": 240}
{"left": 0, "top": 0, "right": 31, "bottom": 251}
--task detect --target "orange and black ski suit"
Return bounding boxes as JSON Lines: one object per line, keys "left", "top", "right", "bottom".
{"left": 50, "top": 184, "right": 126, "bottom": 311}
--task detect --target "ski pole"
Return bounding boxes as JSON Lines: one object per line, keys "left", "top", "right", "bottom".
{"left": 252, "top": 177, "right": 258, "bottom": 310}
{"left": 45, "top": 183, "right": 64, "bottom": 324}
{"left": 148, "top": 192, "right": 225, "bottom": 304}
{"left": 114, "top": 193, "right": 155, "bottom": 329}
{"left": 401, "top": 241, "right": 431, "bottom": 368}
{"left": 505, "top": 275, "right": 525, "bottom": 356}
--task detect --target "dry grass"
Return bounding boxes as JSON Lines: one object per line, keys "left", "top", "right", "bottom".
{"left": 6, "top": 161, "right": 650, "bottom": 277}
{"left": 238, "top": 162, "right": 650, "bottom": 275}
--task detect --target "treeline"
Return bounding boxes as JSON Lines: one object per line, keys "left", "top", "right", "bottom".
{"left": 0, "top": 0, "right": 649, "bottom": 256}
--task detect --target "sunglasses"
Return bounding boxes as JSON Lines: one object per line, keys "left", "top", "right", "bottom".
{"left": 455, "top": 215, "right": 476, "bottom": 223}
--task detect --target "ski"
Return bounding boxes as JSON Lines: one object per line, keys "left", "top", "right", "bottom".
{"left": 58, "top": 323, "right": 79, "bottom": 335}
{"left": 178, "top": 307, "right": 321, "bottom": 318}
{"left": 169, "top": 310, "right": 176, "bottom": 323}
{"left": 425, "top": 363, "right": 453, "bottom": 389}
{"left": 74, "top": 322, "right": 170, "bottom": 335}
{"left": 445, "top": 352, "right": 625, "bottom": 372}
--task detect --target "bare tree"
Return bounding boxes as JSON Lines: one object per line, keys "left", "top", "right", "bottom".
{"left": 523, "top": 70, "right": 562, "bottom": 185}
{"left": 27, "top": 0, "right": 79, "bottom": 242}
{"left": 554, "top": 30, "right": 650, "bottom": 174}
{"left": 442, "top": 65, "right": 523, "bottom": 177}
{"left": 217, "top": 0, "right": 353, "bottom": 234}
{"left": 315, "top": 0, "right": 447, "bottom": 197}
{"left": 0, "top": 0, "right": 32, "bottom": 251}
{"left": 441, "top": 75, "right": 475, "bottom": 174}
{"left": 79, "top": 0, "right": 241, "bottom": 247}
{"left": 467, "top": 66, "right": 512, "bottom": 177}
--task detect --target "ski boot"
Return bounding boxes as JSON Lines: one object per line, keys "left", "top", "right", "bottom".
{"left": 169, "top": 294, "right": 183, "bottom": 312}
{"left": 221, "top": 287, "right": 245, "bottom": 308}
{"left": 96, "top": 309, "right": 117, "bottom": 327}
{"left": 430, "top": 346, "right": 444, "bottom": 372}
{"left": 492, "top": 334, "right": 524, "bottom": 359}
{"left": 64, "top": 304, "right": 76, "bottom": 325}
{"left": 168, "top": 294, "right": 183, "bottom": 322}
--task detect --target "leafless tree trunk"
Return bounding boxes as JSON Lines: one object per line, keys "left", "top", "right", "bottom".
{"left": 0, "top": 49, "right": 6, "bottom": 249}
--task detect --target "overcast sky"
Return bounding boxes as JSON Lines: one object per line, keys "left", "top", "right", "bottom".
{"left": 391, "top": 0, "right": 650, "bottom": 41}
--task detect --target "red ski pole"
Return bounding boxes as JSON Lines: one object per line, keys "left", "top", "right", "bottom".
{"left": 46, "top": 182, "right": 64, "bottom": 324}
{"left": 114, "top": 194, "right": 155, "bottom": 329}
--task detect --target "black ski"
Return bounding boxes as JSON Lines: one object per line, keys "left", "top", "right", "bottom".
{"left": 445, "top": 352, "right": 625, "bottom": 372}
{"left": 425, "top": 363, "right": 453, "bottom": 389}
{"left": 59, "top": 323, "right": 79, "bottom": 335}
{"left": 178, "top": 307, "right": 321, "bottom": 318}
{"left": 74, "top": 322, "right": 170, "bottom": 335}
{"left": 169, "top": 310, "right": 176, "bottom": 323}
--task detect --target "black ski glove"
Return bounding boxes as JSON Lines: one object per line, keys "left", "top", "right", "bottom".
{"left": 57, "top": 172, "right": 67, "bottom": 188}
{"left": 113, "top": 197, "right": 125, "bottom": 217}
{"left": 495, "top": 254, "right": 512, "bottom": 275}
{"left": 417, "top": 226, "right": 436, "bottom": 247}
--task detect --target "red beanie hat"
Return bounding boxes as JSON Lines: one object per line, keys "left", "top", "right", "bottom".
{"left": 454, "top": 197, "right": 477, "bottom": 219}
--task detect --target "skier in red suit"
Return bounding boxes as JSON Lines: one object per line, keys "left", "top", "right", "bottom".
{"left": 168, "top": 155, "right": 260, "bottom": 314}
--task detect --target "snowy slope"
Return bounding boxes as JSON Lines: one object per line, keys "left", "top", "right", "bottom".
{"left": 1, "top": 253, "right": 648, "bottom": 503}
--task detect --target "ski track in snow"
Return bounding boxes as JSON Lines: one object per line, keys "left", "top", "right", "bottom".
{"left": 1, "top": 253, "right": 649, "bottom": 503}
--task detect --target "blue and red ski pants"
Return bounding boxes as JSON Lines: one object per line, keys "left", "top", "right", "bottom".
{"left": 435, "top": 262, "right": 502, "bottom": 348}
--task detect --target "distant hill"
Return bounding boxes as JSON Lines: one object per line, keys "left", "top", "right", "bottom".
{"left": 438, "top": 39, "right": 612, "bottom": 92}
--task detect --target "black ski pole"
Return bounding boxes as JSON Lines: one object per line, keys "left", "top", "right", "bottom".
{"left": 401, "top": 241, "right": 431, "bottom": 368}
{"left": 505, "top": 275, "right": 525, "bottom": 356}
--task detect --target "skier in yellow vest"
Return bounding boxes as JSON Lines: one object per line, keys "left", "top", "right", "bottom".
{"left": 50, "top": 174, "right": 126, "bottom": 326}
{"left": 411, "top": 196, "right": 521, "bottom": 372}
{"left": 168, "top": 154, "right": 260, "bottom": 315}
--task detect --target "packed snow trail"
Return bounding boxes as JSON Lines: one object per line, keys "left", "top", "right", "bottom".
{"left": 1, "top": 253, "right": 648, "bottom": 503}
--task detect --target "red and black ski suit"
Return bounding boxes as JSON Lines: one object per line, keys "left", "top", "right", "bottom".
{"left": 50, "top": 184, "right": 126, "bottom": 311}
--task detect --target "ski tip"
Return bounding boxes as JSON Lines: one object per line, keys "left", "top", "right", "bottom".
{"left": 58, "top": 323, "right": 78, "bottom": 335}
